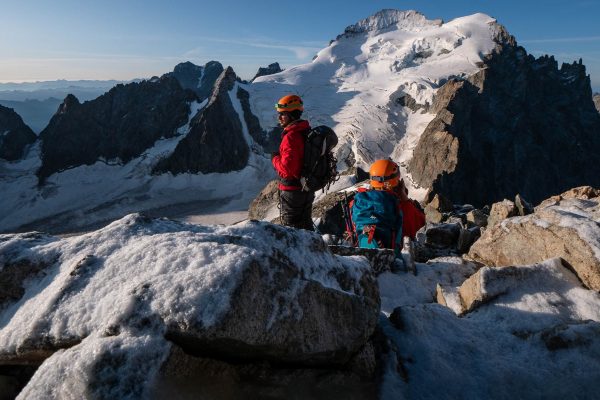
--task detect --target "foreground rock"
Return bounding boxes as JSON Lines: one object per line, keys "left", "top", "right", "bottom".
{"left": 149, "top": 344, "right": 379, "bottom": 399}
{"left": 0, "top": 214, "right": 379, "bottom": 397}
{"left": 248, "top": 179, "right": 279, "bottom": 221}
{"left": 382, "top": 264, "right": 600, "bottom": 399}
{"left": 468, "top": 187, "right": 600, "bottom": 290}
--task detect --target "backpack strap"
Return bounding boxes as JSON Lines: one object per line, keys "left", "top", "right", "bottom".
{"left": 366, "top": 225, "right": 376, "bottom": 244}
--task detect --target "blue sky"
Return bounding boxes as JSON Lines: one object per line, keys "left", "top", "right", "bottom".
{"left": 1, "top": 0, "right": 599, "bottom": 91}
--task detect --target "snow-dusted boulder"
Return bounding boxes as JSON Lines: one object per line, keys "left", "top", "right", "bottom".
{"left": 381, "top": 257, "right": 600, "bottom": 399}
{"left": 17, "top": 332, "right": 170, "bottom": 400}
{"left": 468, "top": 189, "right": 600, "bottom": 290}
{"left": 536, "top": 185, "right": 600, "bottom": 209}
{"left": 0, "top": 214, "right": 379, "bottom": 391}
{"left": 457, "top": 258, "right": 571, "bottom": 314}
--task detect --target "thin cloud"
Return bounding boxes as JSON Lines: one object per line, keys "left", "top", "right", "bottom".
{"left": 183, "top": 36, "right": 323, "bottom": 60}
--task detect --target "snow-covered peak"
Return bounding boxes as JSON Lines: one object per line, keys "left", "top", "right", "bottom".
{"left": 341, "top": 9, "right": 442, "bottom": 36}
{"left": 248, "top": 10, "right": 500, "bottom": 197}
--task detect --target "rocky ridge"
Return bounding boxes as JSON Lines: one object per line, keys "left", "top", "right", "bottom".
{"left": 251, "top": 62, "right": 283, "bottom": 82}
{"left": 37, "top": 77, "right": 196, "bottom": 183}
{"left": 152, "top": 67, "right": 252, "bottom": 175}
{"left": 163, "top": 61, "right": 224, "bottom": 101}
{"left": 340, "top": 9, "right": 441, "bottom": 38}
{"left": 0, "top": 105, "right": 37, "bottom": 161}
{"left": 407, "top": 28, "right": 600, "bottom": 206}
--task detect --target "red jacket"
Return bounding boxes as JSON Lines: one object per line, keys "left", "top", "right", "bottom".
{"left": 272, "top": 120, "right": 310, "bottom": 191}
{"left": 351, "top": 187, "right": 425, "bottom": 240}
{"left": 399, "top": 198, "right": 426, "bottom": 239}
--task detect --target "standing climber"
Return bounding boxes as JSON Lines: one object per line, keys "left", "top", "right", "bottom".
{"left": 350, "top": 159, "right": 425, "bottom": 253}
{"left": 272, "top": 94, "right": 314, "bottom": 230}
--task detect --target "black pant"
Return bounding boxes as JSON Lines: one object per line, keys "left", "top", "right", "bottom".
{"left": 279, "top": 190, "right": 315, "bottom": 231}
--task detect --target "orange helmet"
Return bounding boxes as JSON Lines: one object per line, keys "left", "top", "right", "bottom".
{"left": 369, "top": 159, "right": 400, "bottom": 190}
{"left": 275, "top": 94, "right": 303, "bottom": 112}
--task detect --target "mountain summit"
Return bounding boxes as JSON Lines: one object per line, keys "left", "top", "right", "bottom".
{"left": 341, "top": 9, "right": 442, "bottom": 37}
{"left": 249, "top": 11, "right": 501, "bottom": 182}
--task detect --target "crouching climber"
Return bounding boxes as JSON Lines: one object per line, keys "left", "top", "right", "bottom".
{"left": 349, "top": 159, "right": 425, "bottom": 255}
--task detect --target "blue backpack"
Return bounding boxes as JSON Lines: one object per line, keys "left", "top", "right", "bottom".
{"left": 351, "top": 190, "right": 403, "bottom": 252}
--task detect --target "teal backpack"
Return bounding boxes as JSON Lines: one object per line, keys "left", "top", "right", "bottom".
{"left": 351, "top": 190, "right": 403, "bottom": 253}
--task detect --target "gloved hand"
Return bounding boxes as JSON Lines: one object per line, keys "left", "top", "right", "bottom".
{"left": 271, "top": 151, "right": 280, "bottom": 160}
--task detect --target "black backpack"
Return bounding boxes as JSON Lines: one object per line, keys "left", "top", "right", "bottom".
{"left": 300, "top": 125, "right": 339, "bottom": 192}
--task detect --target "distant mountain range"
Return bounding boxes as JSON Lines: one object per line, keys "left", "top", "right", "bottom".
{"left": 1, "top": 9, "right": 599, "bottom": 234}
{"left": 0, "top": 98, "right": 61, "bottom": 133}
{"left": 0, "top": 80, "right": 135, "bottom": 133}
{"left": 0, "top": 79, "right": 130, "bottom": 91}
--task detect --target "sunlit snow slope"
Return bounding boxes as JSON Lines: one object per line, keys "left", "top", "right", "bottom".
{"left": 248, "top": 10, "right": 500, "bottom": 197}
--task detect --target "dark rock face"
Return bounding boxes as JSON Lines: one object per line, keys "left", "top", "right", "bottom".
{"left": 153, "top": 67, "right": 250, "bottom": 175}
{"left": 408, "top": 31, "right": 600, "bottom": 207}
{"left": 0, "top": 105, "right": 37, "bottom": 161}
{"left": 251, "top": 62, "right": 283, "bottom": 82}
{"left": 395, "top": 93, "right": 429, "bottom": 113}
{"left": 37, "top": 77, "right": 196, "bottom": 183}
{"left": 151, "top": 345, "right": 379, "bottom": 400}
{"left": 164, "top": 61, "right": 224, "bottom": 101}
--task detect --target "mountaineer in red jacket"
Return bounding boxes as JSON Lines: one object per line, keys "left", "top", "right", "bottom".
{"left": 271, "top": 94, "right": 314, "bottom": 230}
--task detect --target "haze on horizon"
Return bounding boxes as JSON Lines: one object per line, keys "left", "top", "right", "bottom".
{"left": 1, "top": 0, "right": 599, "bottom": 91}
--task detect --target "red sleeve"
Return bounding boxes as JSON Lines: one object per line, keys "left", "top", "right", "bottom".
{"left": 400, "top": 200, "right": 426, "bottom": 239}
{"left": 272, "top": 130, "right": 304, "bottom": 180}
